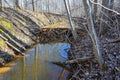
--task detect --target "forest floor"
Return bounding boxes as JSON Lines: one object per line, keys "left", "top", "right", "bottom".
{"left": 67, "top": 15, "right": 120, "bottom": 80}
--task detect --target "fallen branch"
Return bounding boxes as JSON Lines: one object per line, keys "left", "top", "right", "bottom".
{"left": 52, "top": 61, "right": 73, "bottom": 72}
{"left": 5, "top": 41, "right": 25, "bottom": 56}
{"left": 64, "top": 57, "right": 93, "bottom": 64}
{"left": 52, "top": 57, "right": 92, "bottom": 72}
{"left": 58, "top": 69, "right": 65, "bottom": 80}
{"left": 108, "top": 38, "right": 120, "bottom": 43}
{"left": 89, "top": 0, "right": 120, "bottom": 15}
{"left": 82, "top": 0, "right": 104, "bottom": 69}
{"left": 2, "top": 31, "right": 26, "bottom": 50}
{"left": 63, "top": 0, "right": 77, "bottom": 40}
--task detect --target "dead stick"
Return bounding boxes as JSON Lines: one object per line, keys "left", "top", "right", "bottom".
{"left": 64, "top": 57, "right": 93, "bottom": 64}
{"left": 52, "top": 62, "right": 73, "bottom": 72}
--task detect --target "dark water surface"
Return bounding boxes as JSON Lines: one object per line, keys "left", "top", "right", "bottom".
{"left": 0, "top": 43, "right": 70, "bottom": 80}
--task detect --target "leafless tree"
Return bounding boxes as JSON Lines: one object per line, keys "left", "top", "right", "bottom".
{"left": 0, "top": 0, "right": 3, "bottom": 11}
{"left": 63, "top": 0, "right": 77, "bottom": 39}
{"left": 14, "top": 0, "right": 21, "bottom": 9}
{"left": 32, "top": 0, "right": 35, "bottom": 11}
{"left": 24, "top": 0, "right": 28, "bottom": 9}
{"left": 99, "top": 0, "right": 114, "bottom": 36}
{"left": 93, "top": 0, "right": 97, "bottom": 21}
{"left": 46, "top": 0, "right": 49, "bottom": 12}
{"left": 82, "top": 0, "right": 104, "bottom": 68}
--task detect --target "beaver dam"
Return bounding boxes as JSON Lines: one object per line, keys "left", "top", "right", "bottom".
{"left": 0, "top": 2, "right": 120, "bottom": 79}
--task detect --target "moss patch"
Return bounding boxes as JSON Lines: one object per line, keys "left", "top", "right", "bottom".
{"left": 0, "top": 39, "right": 5, "bottom": 46}
{"left": 0, "top": 19, "right": 11, "bottom": 29}
{"left": 0, "top": 17, "right": 15, "bottom": 35}
{"left": 0, "top": 28, "right": 4, "bottom": 32}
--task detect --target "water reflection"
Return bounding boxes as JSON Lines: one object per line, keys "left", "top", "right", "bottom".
{"left": 0, "top": 43, "right": 70, "bottom": 80}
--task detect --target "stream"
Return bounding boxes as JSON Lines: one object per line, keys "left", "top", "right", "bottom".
{"left": 0, "top": 43, "right": 70, "bottom": 80}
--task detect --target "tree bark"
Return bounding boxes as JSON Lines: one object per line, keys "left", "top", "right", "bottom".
{"left": 93, "top": 0, "right": 97, "bottom": 22}
{"left": 99, "top": 0, "right": 114, "bottom": 36}
{"left": 32, "top": 0, "right": 35, "bottom": 12}
{"left": 63, "top": 0, "right": 77, "bottom": 40}
{"left": 82, "top": 0, "right": 104, "bottom": 69}
{"left": 14, "top": 0, "right": 21, "bottom": 9}
{"left": 0, "top": 0, "right": 1, "bottom": 5}
{"left": 0, "top": 0, "right": 3, "bottom": 11}
{"left": 108, "top": 0, "right": 114, "bottom": 13}
{"left": 47, "top": 0, "right": 49, "bottom": 12}
{"left": 24, "top": 0, "right": 28, "bottom": 10}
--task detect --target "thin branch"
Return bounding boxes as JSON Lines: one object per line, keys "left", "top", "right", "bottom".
{"left": 82, "top": 0, "right": 104, "bottom": 69}
{"left": 64, "top": 57, "right": 93, "bottom": 64}
{"left": 89, "top": 0, "right": 120, "bottom": 15}
{"left": 108, "top": 37, "right": 120, "bottom": 43}
{"left": 52, "top": 61, "right": 73, "bottom": 72}
{"left": 52, "top": 57, "right": 93, "bottom": 65}
{"left": 63, "top": 0, "right": 77, "bottom": 40}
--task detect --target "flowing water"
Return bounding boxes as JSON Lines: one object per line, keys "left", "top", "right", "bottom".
{"left": 0, "top": 43, "right": 70, "bottom": 80}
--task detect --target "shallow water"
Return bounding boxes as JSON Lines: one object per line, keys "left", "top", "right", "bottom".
{"left": 0, "top": 43, "right": 70, "bottom": 80}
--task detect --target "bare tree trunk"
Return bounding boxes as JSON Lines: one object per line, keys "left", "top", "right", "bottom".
{"left": 109, "top": 0, "right": 114, "bottom": 9}
{"left": 0, "top": 0, "right": 3, "bottom": 11}
{"left": 35, "top": 0, "right": 38, "bottom": 11}
{"left": 0, "top": 0, "right": 2, "bottom": 9}
{"left": 104, "top": 0, "right": 114, "bottom": 20}
{"left": 63, "top": 0, "right": 77, "bottom": 40}
{"left": 99, "top": 0, "right": 114, "bottom": 36}
{"left": 32, "top": 0, "right": 35, "bottom": 11}
{"left": 102, "top": 0, "right": 109, "bottom": 15}
{"left": 82, "top": 0, "right": 104, "bottom": 69}
{"left": 24, "top": 0, "right": 28, "bottom": 10}
{"left": 47, "top": 0, "right": 49, "bottom": 12}
{"left": 108, "top": 0, "right": 114, "bottom": 13}
{"left": 99, "top": 0, "right": 106, "bottom": 36}
{"left": 14, "top": 0, "right": 21, "bottom": 9}
{"left": 93, "top": 0, "right": 97, "bottom": 22}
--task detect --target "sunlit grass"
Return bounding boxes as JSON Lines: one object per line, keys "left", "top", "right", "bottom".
{"left": 0, "top": 39, "right": 5, "bottom": 47}
{"left": 41, "top": 21, "right": 68, "bottom": 28}
{"left": 0, "top": 19, "right": 11, "bottom": 29}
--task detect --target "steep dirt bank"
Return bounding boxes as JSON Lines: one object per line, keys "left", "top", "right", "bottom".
{"left": 0, "top": 9, "right": 38, "bottom": 66}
